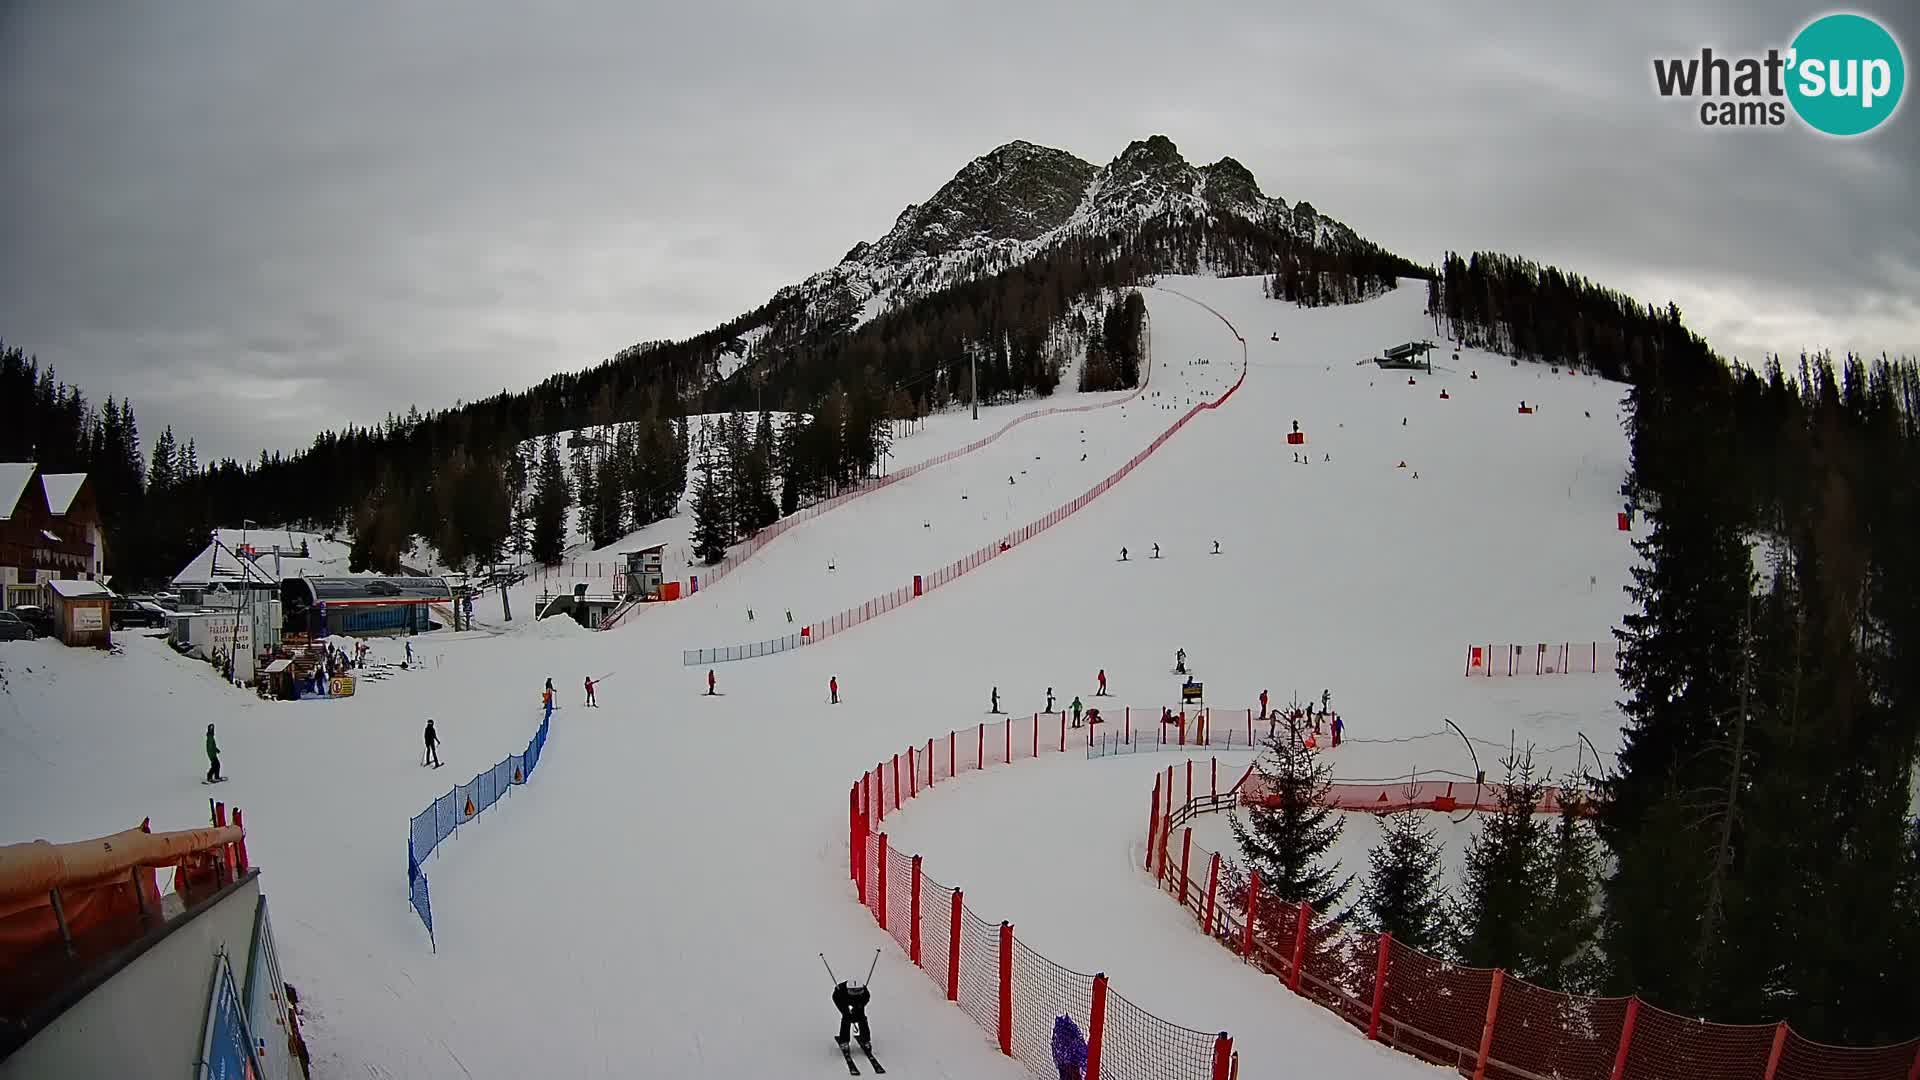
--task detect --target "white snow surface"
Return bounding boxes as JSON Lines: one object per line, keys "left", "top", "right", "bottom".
{"left": 0, "top": 275, "right": 1637, "bottom": 1078}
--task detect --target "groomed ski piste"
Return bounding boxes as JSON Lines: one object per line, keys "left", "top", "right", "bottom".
{"left": 0, "top": 274, "right": 1637, "bottom": 1078}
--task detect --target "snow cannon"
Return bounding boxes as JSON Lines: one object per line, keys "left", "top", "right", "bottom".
{"left": 1471, "top": 370, "right": 1479, "bottom": 380}
{"left": 1517, "top": 401, "right": 1534, "bottom": 415}
{"left": 1286, "top": 420, "right": 1305, "bottom": 446}
{"left": 1439, "top": 389, "right": 1451, "bottom": 400}
{"left": 1407, "top": 376, "right": 1418, "bottom": 385}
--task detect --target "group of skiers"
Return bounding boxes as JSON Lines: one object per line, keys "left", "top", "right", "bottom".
{"left": 1119, "top": 541, "right": 1218, "bottom": 561}
{"left": 990, "top": 669, "right": 1111, "bottom": 726}
{"left": 1260, "top": 688, "right": 1345, "bottom": 748}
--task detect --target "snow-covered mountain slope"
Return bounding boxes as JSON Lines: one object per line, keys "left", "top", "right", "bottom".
{"left": 683, "top": 135, "right": 1388, "bottom": 393}
{"left": 770, "top": 135, "right": 1369, "bottom": 334}
{"left": 0, "top": 277, "right": 1634, "bottom": 1079}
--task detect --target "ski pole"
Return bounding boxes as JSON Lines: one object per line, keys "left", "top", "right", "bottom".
{"left": 819, "top": 952, "right": 840, "bottom": 985}
{"left": 863, "top": 947, "right": 879, "bottom": 986}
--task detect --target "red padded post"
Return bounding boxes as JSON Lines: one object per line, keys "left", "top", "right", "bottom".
{"left": 876, "top": 836, "right": 889, "bottom": 931}
{"left": 949, "top": 730, "right": 956, "bottom": 778}
{"left": 1212, "top": 1034, "right": 1233, "bottom": 1080}
{"left": 875, "top": 764, "right": 885, "bottom": 823}
{"left": 909, "top": 855, "right": 923, "bottom": 965}
{"left": 997, "top": 922, "right": 1014, "bottom": 1056}
{"left": 1145, "top": 775, "right": 1160, "bottom": 872}
{"left": 1005, "top": 718, "right": 1011, "bottom": 764}
{"left": 230, "top": 809, "right": 249, "bottom": 872}
{"left": 1609, "top": 997, "right": 1640, "bottom": 1080}
{"left": 1368, "top": 933, "right": 1391, "bottom": 1040}
{"left": 892, "top": 754, "right": 901, "bottom": 811}
{"left": 977, "top": 723, "right": 983, "bottom": 770}
{"left": 1059, "top": 712, "right": 1066, "bottom": 752}
{"left": 1203, "top": 852, "right": 1221, "bottom": 933}
{"left": 947, "top": 888, "right": 963, "bottom": 1001}
{"left": 1179, "top": 828, "right": 1193, "bottom": 908}
{"left": 1186, "top": 759, "right": 1193, "bottom": 806}
{"left": 1289, "top": 903, "right": 1312, "bottom": 991}
{"left": 908, "top": 746, "right": 917, "bottom": 798}
{"left": 1086, "top": 973, "right": 1108, "bottom": 1080}
{"left": 1762, "top": 1023, "right": 1788, "bottom": 1080}
{"left": 1241, "top": 871, "right": 1260, "bottom": 957}
{"left": 1212, "top": 757, "right": 1218, "bottom": 799}
{"left": 1472, "top": 969, "right": 1505, "bottom": 1080}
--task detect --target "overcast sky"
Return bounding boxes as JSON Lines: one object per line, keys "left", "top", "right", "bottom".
{"left": 3, "top": 1, "right": 1916, "bottom": 459}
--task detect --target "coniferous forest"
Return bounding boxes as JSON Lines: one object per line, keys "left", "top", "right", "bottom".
{"left": 1236, "top": 252, "right": 1919, "bottom": 1048}
{"left": 1413, "top": 254, "right": 1918, "bottom": 1043}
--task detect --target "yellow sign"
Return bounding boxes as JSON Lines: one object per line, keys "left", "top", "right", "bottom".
{"left": 329, "top": 675, "right": 356, "bottom": 698}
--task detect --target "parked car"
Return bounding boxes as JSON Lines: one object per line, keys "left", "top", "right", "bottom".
{"left": 10, "top": 605, "right": 55, "bottom": 638}
{"left": 0, "top": 611, "right": 35, "bottom": 641}
{"left": 110, "top": 597, "right": 166, "bottom": 629}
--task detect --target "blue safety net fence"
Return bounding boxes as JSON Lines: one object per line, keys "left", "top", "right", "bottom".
{"left": 406, "top": 710, "right": 551, "bottom": 948}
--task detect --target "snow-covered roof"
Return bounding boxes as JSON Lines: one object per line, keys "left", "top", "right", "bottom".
{"left": 46, "top": 578, "right": 111, "bottom": 600}
{"left": 40, "top": 473, "right": 86, "bottom": 515}
{"left": 171, "top": 541, "right": 279, "bottom": 588}
{"left": 0, "top": 463, "right": 36, "bottom": 520}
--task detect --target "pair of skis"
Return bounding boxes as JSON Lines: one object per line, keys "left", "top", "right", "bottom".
{"left": 836, "top": 1040, "right": 884, "bottom": 1075}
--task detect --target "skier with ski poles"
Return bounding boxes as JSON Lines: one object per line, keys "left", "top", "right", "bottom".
{"left": 821, "top": 951, "right": 882, "bottom": 1073}
{"left": 584, "top": 676, "right": 597, "bottom": 707}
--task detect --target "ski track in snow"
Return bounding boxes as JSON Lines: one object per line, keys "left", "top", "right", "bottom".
{"left": 0, "top": 276, "right": 1634, "bottom": 1078}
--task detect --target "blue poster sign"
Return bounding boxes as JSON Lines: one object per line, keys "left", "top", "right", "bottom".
{"left": 200, "top": 953, "right": 258, "bottom": 1080}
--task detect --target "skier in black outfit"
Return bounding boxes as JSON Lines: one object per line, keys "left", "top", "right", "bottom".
{"left": 424, "top": 719, "right": 441, "bottom": 767}
{"left": 833, "top": 979, "right": 873, "bottom": 1050}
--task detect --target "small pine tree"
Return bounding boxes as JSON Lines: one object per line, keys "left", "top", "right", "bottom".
{"left": 1453, "top": 749, "right": 1551, "bottom": 972}
{"left": 1360, "top": 806, "right": 1451, "bottom": 952}
{"left": 1230, "top": 712, "right": 1353, "bottom": 915}
{"left": 688, "top": 454, "right": 730, "bottom": 565}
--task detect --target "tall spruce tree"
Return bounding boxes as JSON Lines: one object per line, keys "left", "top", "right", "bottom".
{"left": 688, "top": 452, "right": 730, "bottom": 565}
{"left": 529, "top": 435, "right": 571, "bottom": 565}
{"left": 1453, "top": 749, "right": 1551, "bottom": 973}
{"left": 1532, "top": 785, "right": 1602, "bottom": 992}
{"left": 1229, "top": 712, "right": 1352, "bottom": 916}
{"left": 1359, "top": 807, "right": 1450, "bottom": 952}
{"left": 1599, "top": 356, "right": 1754, "bottom": 1009}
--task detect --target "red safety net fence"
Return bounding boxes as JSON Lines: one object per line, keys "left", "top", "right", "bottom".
{"left": 850, "top": 712, "right": 1238, "bottom": 1079}
{"left": 686, "top": 305, "right": 1250, "bottom": 662}
{"left": 1146, "top": 763, "right": 1920, "bottom": 1080}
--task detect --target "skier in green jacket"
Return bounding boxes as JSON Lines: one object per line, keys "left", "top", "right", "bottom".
{"left": 205, "top": 724, "right": 222, "bottom": 782}
{"left": 1070, "top": 696, "right": 1084, "bottom": 729}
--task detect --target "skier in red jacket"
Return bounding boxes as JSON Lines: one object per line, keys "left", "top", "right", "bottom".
{"left": 1096, "top": 669, "right": 1108, "bottom": 696}
{"left": 830, "top": 676, "right": 840, "bottom": 704}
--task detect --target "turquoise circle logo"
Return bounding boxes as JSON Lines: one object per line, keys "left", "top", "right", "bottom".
{"left": 1787, "top": 13, "right": 1905, "bottom": 135}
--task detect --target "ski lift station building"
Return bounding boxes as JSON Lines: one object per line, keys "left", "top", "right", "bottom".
{"left": 279, "top": 577, "right": 451, "bottom": 637}
{"left": 1374, "top": 340, "right": 1436, "bottom": 371}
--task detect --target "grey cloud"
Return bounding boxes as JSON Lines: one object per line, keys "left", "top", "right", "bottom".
{"left": 1, "top": 0, "right": 1915, "bottom": 458}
